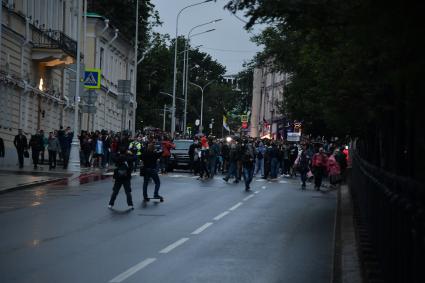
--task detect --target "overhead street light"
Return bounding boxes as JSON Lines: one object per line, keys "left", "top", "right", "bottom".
{"left": 189, "top": 80, "right": 215, "bottom": 134}
{"left": 171, "top": 0, "right": 213, "bottom": 137}
{"left": 183, "top": 21, "right": 220, "bottom": 133}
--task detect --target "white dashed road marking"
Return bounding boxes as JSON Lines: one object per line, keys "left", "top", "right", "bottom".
{"left": 254, "top": 191, "right": 260, "bottom": 194}
{"left": 243, "top": 195, "right": 255, "bottom": 201}
{"left": 109, "top": 258, "right": 156, "bottom": 283}
{"left": 191, "top": 222, "right": 213, "bottom": 235}
{"left": 229, "top": 202, "right": 243, "bottom": 211}
{"left": 279, "top": 180, "right": 288, "bottom": 184}
{"left": 261, "top": 186, "right": 267, "bottom": 190}
{"left": 159, "top": 238, "right": 190, "bottom": 254}
{"left": 213, "top": 211, "right": 230, "bottom": 221}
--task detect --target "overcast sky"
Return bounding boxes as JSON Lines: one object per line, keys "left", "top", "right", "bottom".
{"left": 150, "top": 0, "right": 264, "bottom": 75}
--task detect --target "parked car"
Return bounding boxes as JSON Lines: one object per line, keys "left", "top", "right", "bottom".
{"left": 168, "top": 139, "right": 193, "bottom": 171}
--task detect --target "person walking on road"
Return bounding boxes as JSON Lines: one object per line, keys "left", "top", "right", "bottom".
{"left": 296, "top": 144, "right": 311, "bottom": 190}
{"left": 141, "top": 143, "right": 163, "bottom": 202}
{"left": 254, "top": 141, "right": 265, "bottom": 178}
{"left": 241, "top": 139, "right": 255, "bottom": 191}
{"left": 13, "top": 129, "right": 28, "bottom": 168}
{"left": 312, "top": 147, "right": 328, "bottom": 190}
{"left": 160, "top": 137, "right": 175, "bottom": 174}
{"left": 47, "top": 132, "right": 61, "bottom": 169}
{"left": 108, "top": 148, "right": 134, "bottom": 210}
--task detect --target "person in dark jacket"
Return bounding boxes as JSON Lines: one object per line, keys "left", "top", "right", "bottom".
{"left": 29, "top": 131, "right": 43, "bottom": 169}
{"left": 13, "top": 129, "right": 28, "bottom": 168}
{"left": 297, "top": 144, "right": 311, "bottom": 189}
{"left": 141, "top": 143, "right": 163, "bottom": 201}
{"left": 241, "top": 140, "right": 255, "bottom": 191}
{"left": 108, "top": 148, "right": 134, "bottom": 209}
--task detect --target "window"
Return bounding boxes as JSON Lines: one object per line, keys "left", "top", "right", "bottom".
{"left": 99, "top": 47, "right": 104, "bottom": 70}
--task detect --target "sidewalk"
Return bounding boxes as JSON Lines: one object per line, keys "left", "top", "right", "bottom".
{"left": 0, "top": 163, "right": 111, "bottom": 194}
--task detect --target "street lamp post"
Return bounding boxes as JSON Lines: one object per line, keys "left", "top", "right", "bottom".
{"left": 69, "top": 0, "right": 82, "bottom": 171}
{"left": 171, "top": 0, "right": 213, "bottom": 137}
{"left": 189, "top": 80, "right": 215, "bottom": 134}
{"left": 183, "top": 19, "right": 221, "bottom": 134}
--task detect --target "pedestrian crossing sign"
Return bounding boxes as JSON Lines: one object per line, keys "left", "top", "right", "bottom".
{"left": 84, "top": 68, "right": 101, "bottom": 89}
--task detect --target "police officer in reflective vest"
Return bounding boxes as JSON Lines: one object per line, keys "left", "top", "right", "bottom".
{"left": 128, "top": 138, "right": 142, "bottom": 171}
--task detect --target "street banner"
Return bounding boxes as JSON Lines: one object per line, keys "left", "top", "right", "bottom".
{"left": 223, "top": 115, "right": 230, "bottom": 132}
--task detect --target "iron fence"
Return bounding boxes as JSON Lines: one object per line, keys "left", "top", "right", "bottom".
{"left": 350, "top": 150, "right": 425, "bottom": 283}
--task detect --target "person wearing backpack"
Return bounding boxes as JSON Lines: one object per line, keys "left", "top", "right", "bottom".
{"left": 108, "top": 148, "right": 134, "bottom": 209}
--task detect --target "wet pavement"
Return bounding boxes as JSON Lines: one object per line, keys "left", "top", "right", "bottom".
{"left": 0, "top": 172, "right": 336, "bottom": 283}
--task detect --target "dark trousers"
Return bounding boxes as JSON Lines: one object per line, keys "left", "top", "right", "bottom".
{"left": 243, "top": 166, "right": 254, "bottom": 189}
{"left": 300, "top": 169, "right": 308, "bottom": 187}
{"left": 48, "top": 150, "right": 57, "bottom": 168}
{"left": 314, "top": 166, "right": 325, "bottom": 189}
{"left": 109, "top": 179, "right": 133, "bottom": 206}
{"left": 62, "top": 149, "right": 69, "bottom": 169}
{"left": 17, "top": 149, "right": 24, "bottom": 168}
{"left": 32, "top": 150, "right": 40, "bottom": 167}
{"left": 199, "top": 159, "right": 210, "bottom": 178}
{"left": 40, "top": 148, "right": 45, "bottom": 164}
{"left": 143, "top": 168, "right": 160, "bottom": 198}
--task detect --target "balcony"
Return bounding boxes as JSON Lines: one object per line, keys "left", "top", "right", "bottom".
{"left": 31, "top": 28, "right": 76, "bottom": 67}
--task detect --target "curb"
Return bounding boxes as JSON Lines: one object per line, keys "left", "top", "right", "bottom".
{"left": 0, "top": 177, "right": 67, "bottom": 194}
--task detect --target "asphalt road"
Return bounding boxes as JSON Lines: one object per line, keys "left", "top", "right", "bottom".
{"left": 0, "top": 172, "right": 336, "bottom": 283}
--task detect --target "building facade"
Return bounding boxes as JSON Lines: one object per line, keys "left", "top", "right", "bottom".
{"left": 0, "top": 1, "right": 135, "bottom": 166}
{"left": 250, "top": 64, "right": 289, "bottom": 139}
{"left": 81, "top": 13, "right": 135, "bottom": 133}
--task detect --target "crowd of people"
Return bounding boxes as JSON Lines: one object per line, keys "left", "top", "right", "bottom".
{"left": 186, "top": 136, "right": 349, "bottom": 191}
{"left": 7, "top": 127, "right": 349, "bottom": 209}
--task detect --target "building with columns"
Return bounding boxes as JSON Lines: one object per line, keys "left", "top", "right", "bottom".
{"left": 0, "top": 0, "right": 135, "bottom": 166}
{"left": 250, "top": 64, "right": 289, "bottom": 139}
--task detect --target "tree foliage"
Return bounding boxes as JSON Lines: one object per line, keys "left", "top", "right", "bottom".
{"left": 224, "top": 0, "right": 424, "bottom": 178}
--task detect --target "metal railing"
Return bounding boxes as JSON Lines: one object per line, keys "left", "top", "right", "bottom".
{"left": 350, "top": 150, "right": 424, "bottom": 283}
{"left": 32, "top": 28, "right": 77, "bottom": 58}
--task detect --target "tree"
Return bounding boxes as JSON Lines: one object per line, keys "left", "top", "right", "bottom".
{"left": 224, "top": 0, "right": 424, "bottom": 179}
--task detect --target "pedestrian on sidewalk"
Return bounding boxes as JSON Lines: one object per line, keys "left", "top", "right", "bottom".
{"left": 39, "top": 130, "right": 48, "bottom": 165}
{"left": 140, "top": 143, "right": 163, "bottom": 202}
{"left": 47, "top": 132, "right": 61, "bottom": 169}
{"left": 108, "top": 148, "right": 134, "bottom": 210}
{"left": 13, "top": 129, "right": 28, "bottom": 168}
{"left": 312, "top": 147, "right": 328, "bottom": 190}
{"left": 29, "top": 131, "right": 43, "bottom": 169}
{"left": 327, "top": 149, "right": 342, "bottom": 189}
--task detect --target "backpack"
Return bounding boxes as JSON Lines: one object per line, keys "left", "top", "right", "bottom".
{"left": 114, "top": 161, "right": 129, "bottom": 179}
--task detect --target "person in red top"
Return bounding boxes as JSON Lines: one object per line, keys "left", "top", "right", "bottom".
{"left": 312, "top": 147, "right": 328, "bottom": 190}
{"left": 160, "top": 137, "right": 175, "bottom": 174}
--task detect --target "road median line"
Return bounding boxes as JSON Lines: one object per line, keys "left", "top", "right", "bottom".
{"left": 191, "top": 222, "right": 213, "bottom": 235}
{"left": 109, "top": 258, "right": 156, "bottom": 283}
{"left": 159, "top": 238, "right": 190, "bottom": 254}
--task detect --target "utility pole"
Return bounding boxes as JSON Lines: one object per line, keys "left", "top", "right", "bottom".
{"left": 69, "top": 0, "right": 82, "bottom": 171}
